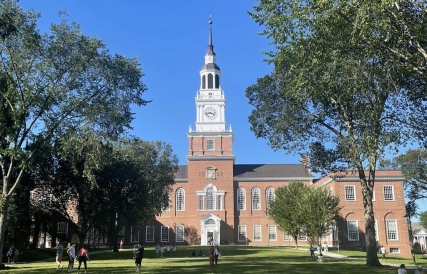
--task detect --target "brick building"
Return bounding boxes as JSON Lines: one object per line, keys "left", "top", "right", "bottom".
{"left": 122, "top": 23, "right": 411, "bottom": 258}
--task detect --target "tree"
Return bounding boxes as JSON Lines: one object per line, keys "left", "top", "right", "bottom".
{"left": 420, "top": 211, "right": 427, "bottom": 232}
{"left": 248, "top": 0, "right": 427, "bottom": 266}
{"left": 267, "top": 181, "right": 340, "bottom": 248}
{"left": 0, "top": 1, "right": 148, "bottom": 258}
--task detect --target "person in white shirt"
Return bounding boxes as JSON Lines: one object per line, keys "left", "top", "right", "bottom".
{"left": 67, "top": 242, "right": 77, "bottom": 273}
{"left": 380, "top": 246, "right": 386, "bottom": 259}
{"left": 398, "top": 264, "right": 407, "bottom": 274}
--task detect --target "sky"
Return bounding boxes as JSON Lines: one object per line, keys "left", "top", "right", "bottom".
{"left": 17, "top": 0, "right": 426, "bottom": 219}
{"left": 18, "top": 0, "right": 300, "bottom": 166}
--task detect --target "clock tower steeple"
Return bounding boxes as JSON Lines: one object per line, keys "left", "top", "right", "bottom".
{"left": 187, "top": 19, "right": 234, "bottom": 158}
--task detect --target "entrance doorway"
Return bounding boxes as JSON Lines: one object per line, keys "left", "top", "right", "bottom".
{"left": 207, "top": 231, "right": 213, "bottom": 245}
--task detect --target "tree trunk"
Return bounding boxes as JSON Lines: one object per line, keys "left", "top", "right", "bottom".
{"left": 0, "top": 196, "right": 10, "bottom": 260}
{"left": 31, "top": 215, "right": 42, "bottom": 249}
{"left": 358, "top": 167, "right": 381, "bottom": 266}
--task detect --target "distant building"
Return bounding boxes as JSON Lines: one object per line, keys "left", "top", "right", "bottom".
{"left": 413, "top": 222, "right": 427, "bottom": 252}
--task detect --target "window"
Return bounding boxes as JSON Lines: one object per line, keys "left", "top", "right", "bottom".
{"left": 199, "top": 196, "right": 204, "bottom": 210}
{"left": 374, "top": 220, "right": 379, "bottom": 241}
{"left": 131, "top": 226, "right": 140, "bottom": 243}
{"left": 253, "top": 225, "right": 262, "bottom": 241}
{"left": 208, "top": 73, "right": 213, "bottom": 89}
{"left": 206, "top": 187, "right": 214, "bottom": 210}
{"left": 345, "top": 186, "right": 356, "bottom": 201}
{"left": 176, "top": 188, "right": 185, "bottom": 211}
{"left": 161, "top": 226, "right": 169, "bottom": 242}
{"left": 146, "top": 226, "right": 154, "bottom": 242}
{"left": 390, "top": 248, "right": 400, "bottom": 254}
{"left": 237, "top": 188, "right": 246, "bottom": 210}
{"left": 176, "top": 225, "right": 184, "bottom": 242}
{"left": 207, "top": 140, "right": 214, "bottom": 151}
{"left": 202, "top": 75, "right": 206, "bottom": 89}
{"left": 383, "top": 186, "right": 395, "bottom": 201}
{"left": 217, "top": 195, "right": 222, "bottom": 210}
{"left": 266, "top": 187, "right": 275, "bottom": 209}
{"left": 386, "top": 220, "right": 398, "bottom": 240}
{"left": 284, "top": 234, "right": 292, "bottom": 241}
{"left": 57, "top": 222, "right": 68, "bottom": 235}
{"left": 252, "top": 188, "right": 261, "bottom": 210}
{"left": 215, "top": 75, "right": 220, "bottom": 89}
{"left": 238, "top": 225, "right": 247, "bottom": 242}
{"left": 268, "top": 225, "right": 277, "bottom": 241}
{"left": 347, "top": 220, "right": 359, "bottom": 241}
{"left": 298, "top": 233, "right": 307, "bottom": 241}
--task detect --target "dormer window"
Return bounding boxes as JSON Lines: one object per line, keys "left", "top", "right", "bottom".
{"left": 208, "top": 74, "right": 213, "bottom": 89}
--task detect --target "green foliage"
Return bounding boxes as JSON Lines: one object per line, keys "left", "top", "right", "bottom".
{"left": 395, "top": 149, "right": 427, "bottom": 201}
{"left": 248, "top": 0, "right": 427, "bottom": 266}
{"left": 414, "top": 242, "right": 422, "bottom": 254}
{"left": 268, "top": 182, "right": 340, "bottom": 247}
{"left": 420, "top": 211, "right": 427, "bottom": 232}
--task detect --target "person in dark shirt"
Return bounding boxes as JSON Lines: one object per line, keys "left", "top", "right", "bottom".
{"left": 134, "top": 243, "right": 144, "bottom": 273}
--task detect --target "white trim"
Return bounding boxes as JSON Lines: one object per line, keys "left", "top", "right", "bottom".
{"left": 347, "top": 220, "right": 359, "bottom": 241}
{"left": 253, "top": 225, "right": 262, "bottom": 241}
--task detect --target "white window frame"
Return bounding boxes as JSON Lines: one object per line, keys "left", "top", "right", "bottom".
{"left": 176, "top": 225, "right": 184, "bottom": 242}
{"left": 347, "top": 220, "right": 359, "bottom": 241}
{"left": 238, "top": 225, "right": 247, "bottom": 242}
{"left": 176, "top": 188, "right": 185, "bottom": 211}
{"left": 344, "top": 185, "right": 356, "bottom": 201}
{"left": 386, "top": 220, "right": 399, "bottom": 241}
{"left": 237, "top": 188, "right": 246, "bottom": 211}
{"left": 383, "top": 185, "right": 395, "bottom": 201}
{"left": 206, "top": 139, "right": 215, "bottom": 151}
{"left": 284, "top": 234, "right": 292, "bottom": 241}
{"left": 206, "top": 187, "right": 215, "bottom": 210}
{"left": 268, "top": 225, "right": 277, "bottom": 241}
{"left": 217, "top": 195, "right": 222, "bottom": 210}
{"left": 266, "top": 187, "right": 275, "bottom": 209}
{"left": 253, "top": 225, "right": 262, "bottom": 242}
{"left": 390, "top": 247, "right": 400, "bottom": 254}
{"left": 131, "top": 226, "right": 140, "bottom": 243}
{"left": 57, "top": 222, "right": 68, "bottom": 235}
{"left": 252, "top": 187, "right": 261, "bottom": 210}
{"left": 146, "top": 226, "right": 154, "bottom": 242}
{"left": 161, "top": 226, "right": 169, "bottom": 242}
{"left": 199, "top": 195, "right": 204, "bottom": 210}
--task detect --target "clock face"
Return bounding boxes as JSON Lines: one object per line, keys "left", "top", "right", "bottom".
{"left": 204, "top": 106, "right": 217, "bottom": 120}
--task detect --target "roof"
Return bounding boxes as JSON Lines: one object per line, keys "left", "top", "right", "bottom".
{"left": 233, "top": 164, "right": 313, "bottom": 181}
{"left": 201, "top": 63, "right": 220, "bottom": 70}
{"left": 413, "top": 222, "right": 427, "bottom": 235}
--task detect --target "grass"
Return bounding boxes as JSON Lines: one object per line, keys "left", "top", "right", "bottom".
{"left": 4, "top": 246, "right": 413, "bottom": 273}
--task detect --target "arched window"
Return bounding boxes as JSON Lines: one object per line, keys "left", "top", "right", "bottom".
{"left": 202, "top": 75, "right": 206, "bottom": 89}
{"left": 206, "top": 187, "right": 214, "bottom": 210}
{"left": 266, "top": 187, "right": 275, "bottom": 209}
{"left": 205, "top": 219, "right": 216, "bottom": 225}
{"left": 215, "top": 75, "right": 220, "bottom": 88}
{"left": 208, "top": 74, "right": 213, "bottom": 89}
{"left": 252, "top": 187, "right": 261, "bottom": 210}
{"left": 237, "top": 188, "right": 246, "bottom": 210}
{"left": 176, "top": 188, "right": 185, "bottom": 211}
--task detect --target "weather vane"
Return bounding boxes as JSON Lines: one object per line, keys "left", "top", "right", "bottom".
{"left": 209, "top": 15, "right": 212, "bottom": 25}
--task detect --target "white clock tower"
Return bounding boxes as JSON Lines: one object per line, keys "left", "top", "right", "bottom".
{"left": 187, "top": 19, "right": 234, "bottom": 157}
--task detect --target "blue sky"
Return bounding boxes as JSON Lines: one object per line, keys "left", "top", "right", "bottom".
{"left": 18, "top": 1, "right": 426, "bottom": 218}
{"left": 19, "top": 0, "right": 300, "bottom": 166}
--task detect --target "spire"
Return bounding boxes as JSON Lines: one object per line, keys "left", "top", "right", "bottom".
{"left": 206, "top": 15, "right": 215, "bottom": 57}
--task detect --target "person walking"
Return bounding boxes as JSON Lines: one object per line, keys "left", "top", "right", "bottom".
{"left": 172, "top": 244, "right": 177, "bottom": 256}
{"left": 13, "top": 248, "right": 19, "bottom": 263}
{"left": 309, "top": 245, "right": 316, "bottom": 261}
{"left": 56, "top": 242, "right": 64, "bottom": 269}
{"left": 166, "top": 244, "right": 170, "bottom": 257}
{"left": 67, "top": 242, "right": 77, "bottom": 273}
{"left": 120, "top": 240, "right": 124, "bottom": 250}
{"left": 398, "top": 264, "right": 407, "bottom": 274}
{"left": 208, "top": 246, "right": 215, "bottom": 267}
{"left": 6, "top": 247, "right": 13, "bottom": 264}
{"left": 134, "top": 243, "right": 144, "bottom": 273}
{"left": 155, "top": 244, "right": 160, "bottom": 258}
{"left": 214, "top": 245, "right": 220, "bottom": 265}
{"left": 160, "top": 245, "right": 164, "bottom": 258}
{"left": 77, "top": 244, "right": 90, "bottom": 274}
{"left": 380, "top": 246, "right": 386, "bottom": 260}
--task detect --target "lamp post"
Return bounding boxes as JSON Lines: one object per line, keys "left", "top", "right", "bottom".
{"left": 267, "top": 224, "right": 270, "bottom": 247}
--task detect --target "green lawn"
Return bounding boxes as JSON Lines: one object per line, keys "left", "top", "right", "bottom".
{"left": 4, "top": 246, "right": 414, "bottom": 273}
